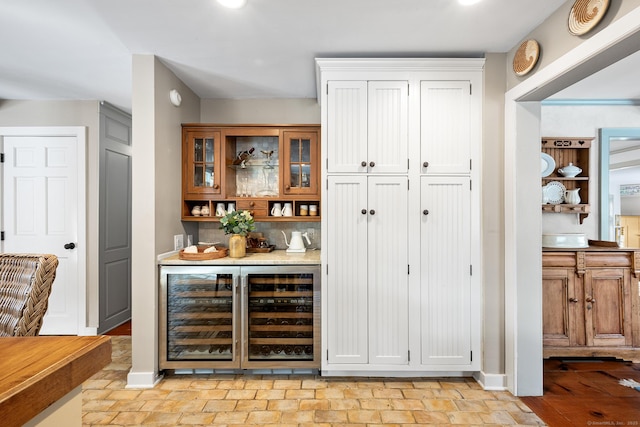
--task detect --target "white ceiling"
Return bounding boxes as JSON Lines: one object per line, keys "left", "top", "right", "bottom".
{"left": 1, "top": 0, "right": 637, "bottom": 113}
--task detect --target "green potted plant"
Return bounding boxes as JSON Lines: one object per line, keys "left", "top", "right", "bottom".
{"left": 219, "top": 210, "right": 256, "bottom": 257}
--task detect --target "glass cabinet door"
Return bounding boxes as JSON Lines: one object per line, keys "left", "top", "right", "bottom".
{"left": 184, "top": 130, "right": 222, "bottom": 196}
{"left": 246, "top": 272, "right": 316, "bottom": 361}
{"left": 282, "top": 131, "right": 318, "bottom": 196}
{"left": 163, "top": 270, "right": 236, "bottom": 363}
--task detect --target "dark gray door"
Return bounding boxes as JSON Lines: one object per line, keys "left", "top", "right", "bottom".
{"left": 98, "top": 102, "right": 132, "bottom": 334}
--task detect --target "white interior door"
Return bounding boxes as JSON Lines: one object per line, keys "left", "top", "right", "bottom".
{"left": 1, "top": 128, "right": 86, "bottom": 335}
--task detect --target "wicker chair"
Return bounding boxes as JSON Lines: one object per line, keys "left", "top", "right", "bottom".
{"left": 0, "top": 253, "right": 59, "bottom": 337}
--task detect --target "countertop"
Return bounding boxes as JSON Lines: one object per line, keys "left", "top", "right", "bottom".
{"left": 0, "top": 335, "right": 111, "bottom": 426}
{"left": 542, "top": 246, "right": 639, "bottom": 252}
{"left": 159, "top": 249, "right": 321, "bottom": 265}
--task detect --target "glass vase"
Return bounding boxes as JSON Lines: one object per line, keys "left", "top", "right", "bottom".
{"left": 228, "top": 234, "right": 246, "bottom": 258}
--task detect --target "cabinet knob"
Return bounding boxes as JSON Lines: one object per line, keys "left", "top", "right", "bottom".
{"left": 369, "top": 161, "right": 375, "bottom": 168}
{"left": 369, "top": 209, "right": 376, "bottom": 215}
{"left": 361, "top": 161, "right": 367, "bottom": 167}
{"left": 586, "top": 296, "right": 596, "bottom": 303}
{"left": 249, "top": 201, "right": 255, "bottom": 207}
{"left": 423, "top": 161, "right": 429, "bottom": 168}
{"left": 423, "top": 209, "right": 429, "bottom": 215}
{"left": 569, "top": 297, "right": 578, "bottom": 303}
{"left": 361, "top": 209, "right": 367, "bottom": 215}
{"left": 213, "top": 184, "right": 220, "bottom": 189}
{"left": 285, "top": 184, "right": 290, "bottom": 190}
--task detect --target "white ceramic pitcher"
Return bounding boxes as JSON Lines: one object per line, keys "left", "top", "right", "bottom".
{"left": 564, "top": 188, "right": 581, "bottom": 204}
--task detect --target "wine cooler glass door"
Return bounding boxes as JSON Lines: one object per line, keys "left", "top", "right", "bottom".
{"left": 165, "top": 270, "right": 236, "bottom": 362}
{"left": 246, "top": 271, "right": 316, "bottom": 362}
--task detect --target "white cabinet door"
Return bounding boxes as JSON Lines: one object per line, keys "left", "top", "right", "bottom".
{"left": 367, "top": 176, "right": 409, "bottom": 365}
{"left": 420, "top": 81, "right": 471, "bottom": 174}
{"left": 327, "top": 81, "right": 408, "bottom": 174}
{"left": 367, "top": 82, "right": 408, "bottom": 174}
{"left": 327, "top": 81, "right": 368, "bottom": 174}
{"left": 420, "top": 176, "right": 472, "bottom": 365}
{"left": 326, "top": 175, "right": 369, "bottom": 364}
{"left": 326, "top": 175, "right": 409, "bottom": 365}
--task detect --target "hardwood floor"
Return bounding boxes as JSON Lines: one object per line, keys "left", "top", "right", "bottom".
{"left": 104, "top": 321, "right": 640, "bottom": 426}
{"left": 104, "top": 320, "right": 132, "bottom": 336}
{"left": 521, "top": 358, "right": 640, "bottom": 427}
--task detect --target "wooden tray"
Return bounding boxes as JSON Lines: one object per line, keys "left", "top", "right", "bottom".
{"left": 247, "top": 245, "right": 276, "bottom": 253}
{"left": 179, "top": 245, "right": 228, "bottom": 260}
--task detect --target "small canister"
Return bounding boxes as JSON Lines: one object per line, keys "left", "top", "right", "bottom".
{"left": 299, "top": 204, "right": 308, "bottom": 216}
{"left": 309, "top": 204, "right": 317, "bottom": 216}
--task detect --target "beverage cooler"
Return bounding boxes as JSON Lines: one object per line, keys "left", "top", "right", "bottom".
{"left": 159, "top": 265, "right": 320, "bottom": 370}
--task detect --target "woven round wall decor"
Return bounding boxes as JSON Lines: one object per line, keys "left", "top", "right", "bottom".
{"left": 512, "top": 39, "right": 540, "bottom": 77}
{"left": 568, "top": 0, "right": 610, "bottom": 36}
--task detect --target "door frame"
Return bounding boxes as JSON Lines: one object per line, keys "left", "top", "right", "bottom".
{"left": 0, "top": 126, "right": 88, "bottom": 334}
{"left": 504, "top": 8, "right": 640, "bottom": 396}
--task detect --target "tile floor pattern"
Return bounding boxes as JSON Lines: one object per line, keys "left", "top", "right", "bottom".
{"left": 82, "top": 337, "right": 546, "bottom": 426}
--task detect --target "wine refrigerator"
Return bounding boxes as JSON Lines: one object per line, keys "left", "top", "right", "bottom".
{"left": 159, "top": 265, "right": 320, "bottom": 370}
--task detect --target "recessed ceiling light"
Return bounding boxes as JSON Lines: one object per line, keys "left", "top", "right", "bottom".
{"left": 459, "top": 0, "right": 482, "bottom": 5}
{"left": 217, "top": 0, "right": 247, "bottom": 8}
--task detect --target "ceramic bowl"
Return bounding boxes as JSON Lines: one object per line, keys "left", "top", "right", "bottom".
{"left": 542, "top": 233, "right": 588, "bottom": 248}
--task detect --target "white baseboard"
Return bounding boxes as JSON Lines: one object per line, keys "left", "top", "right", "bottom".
{"left": 474, "top": 370, "right": 507, "bottom": 390}
{"left": 126, "top": 370, "right": 163, "bottom": 389}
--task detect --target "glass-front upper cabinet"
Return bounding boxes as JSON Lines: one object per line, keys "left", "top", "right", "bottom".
{"left": 282, "top": 130, "right": 319, "bottom": 196}
{"left": 183, "top": 128, "right": 222, "bottom": 197}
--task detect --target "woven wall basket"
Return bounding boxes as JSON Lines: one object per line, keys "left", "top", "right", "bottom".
{"left": 568, "top": 0, "right": 610, "bottom": 36}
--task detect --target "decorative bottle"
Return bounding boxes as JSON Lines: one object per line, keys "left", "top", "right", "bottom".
{"left": 232, "top": 147, "right": 255, "bottom": 166}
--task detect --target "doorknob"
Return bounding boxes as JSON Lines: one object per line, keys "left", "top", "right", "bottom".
{"left": 64, "top": 242, "right": 76, "bottom": 250}
{"left": 586, "top": 296, "right": 596, "bottom": 303}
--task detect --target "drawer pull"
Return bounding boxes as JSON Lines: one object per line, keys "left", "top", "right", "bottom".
{"left": 569, "top": 297, "right": 578, "bottom": 303}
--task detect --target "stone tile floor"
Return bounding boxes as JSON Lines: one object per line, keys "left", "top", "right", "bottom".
{"left": 82, "top": 336, "right": 546, "bottom": 426}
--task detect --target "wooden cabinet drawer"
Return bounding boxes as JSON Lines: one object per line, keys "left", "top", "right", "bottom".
{"left": 236, "top": 200, "right": 268, "bottom": 217}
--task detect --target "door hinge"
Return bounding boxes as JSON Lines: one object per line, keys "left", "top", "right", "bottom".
{"left": 470, "top": 351, "right": 473, "bottom": 361}
{"left": 327, "top": 349, "right": 329, "bottom": 360}
{"left": 470, "top": 84, "right": 472, "bottom": 95}
{"left": 326, "top": 264, "right": 329, "bottom": 275}
{"left": 408, "top": 265, "right": 410, "bottom": 275}
{"left": 470, "top": 265, "right": 473, "bottom": 275}
{"left": 407, "top": 179, "right": 410, "bottom": 190}
{"left": 1, "top": 232, "right": 4, "bottom": 241}
{"left": 408, "top": 350, "right": 410, "bottom": 362}
{"left": 470, "top": 159, "right": 472, "bottom": 170}
{"left": 470, "top": 180, "right": 472, "bottom": 191}
{"left": 407, "top": 158, "right": 409, "bottom": 170}
{"left": 0, "top": 153, "right": 4, "bottom": 163}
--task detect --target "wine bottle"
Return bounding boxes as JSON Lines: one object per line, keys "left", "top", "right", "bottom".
{"left": 232, "top": 147, "right": 255, "bottom": 166}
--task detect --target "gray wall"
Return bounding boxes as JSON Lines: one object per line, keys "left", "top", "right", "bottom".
{"left": 506, "top": 0, "right": 640, "bottom": 91}
{"left": 129, "top": 54, "right": 200, "bottom": 385}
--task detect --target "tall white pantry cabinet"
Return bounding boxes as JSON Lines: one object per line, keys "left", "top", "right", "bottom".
{"left": 316, "top": 58, "right": 484, "bottom": 376}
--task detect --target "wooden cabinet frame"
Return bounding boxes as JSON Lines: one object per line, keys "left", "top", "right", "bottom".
{"left": 181, "top": 124, "right": 320, "bottom": 222}
{"left": 541, "top": 137, "right": 592, "bottom": 224}
{"left": 543, "top": 250, "right": 640, "bottom": 362}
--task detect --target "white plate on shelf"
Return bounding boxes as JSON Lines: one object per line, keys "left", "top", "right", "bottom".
{"left": 541, "top": 152, "right": 555, "bottom": 177}
{"left": 545, "top": 181, "right": 566, "bottom": 204}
